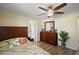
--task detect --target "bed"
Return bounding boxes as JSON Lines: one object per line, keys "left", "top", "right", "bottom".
{"left": 0, "top": 26, "right": 50, "bottom": 55}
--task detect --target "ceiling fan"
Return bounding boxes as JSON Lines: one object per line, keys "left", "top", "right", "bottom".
{"left": 37, "top": 3, "right": 67, "bottom": 17}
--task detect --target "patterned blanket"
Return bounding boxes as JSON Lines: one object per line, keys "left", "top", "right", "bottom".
{"left": 0, "top": 38, "right": 50, "bottom": 55}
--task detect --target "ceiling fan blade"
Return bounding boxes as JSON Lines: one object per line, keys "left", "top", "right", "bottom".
{"left": 37, "top": 13, "right": 46, "bottom": 16}
{"left": 38, "top": 7, "right": 48, "bottom": 11}
{"left": 54, "top": 12, "right": 64, "bottom": 14}
{"left": 53, "top": 3, "right": 67, "bottom": 11}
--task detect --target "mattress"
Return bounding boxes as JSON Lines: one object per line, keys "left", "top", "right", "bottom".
{"left": 0, "top": 37, "right": 50, "bottom": 55}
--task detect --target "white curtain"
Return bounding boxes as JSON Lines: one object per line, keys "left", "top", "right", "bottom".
{"left": 28, "top": 20, "right": 36, "bottom": 40}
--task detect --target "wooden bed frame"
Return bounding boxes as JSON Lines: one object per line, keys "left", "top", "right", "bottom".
{"left": 0, "top": 26, "right": 28, "bottom": 41}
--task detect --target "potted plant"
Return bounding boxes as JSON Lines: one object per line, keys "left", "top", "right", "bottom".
{"left": 59, "top": 31, "right": 70, "bottom": 48}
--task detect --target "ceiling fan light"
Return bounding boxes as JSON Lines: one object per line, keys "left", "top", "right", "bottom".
{"left": 47, "top": 9, "right": 53, "bottom": 16}
{"left": 47, "top": 12, "right": 53, "bottom": 16}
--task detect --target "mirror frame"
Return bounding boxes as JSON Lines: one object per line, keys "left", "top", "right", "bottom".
{"left": 44, "top": 21, "right": 55, "bottom": 31}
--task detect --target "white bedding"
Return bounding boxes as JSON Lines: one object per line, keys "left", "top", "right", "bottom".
{"left": 0, "top": 37, "right": 50, "bottom": 55}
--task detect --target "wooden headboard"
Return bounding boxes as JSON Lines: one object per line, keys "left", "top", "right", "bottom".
{"left": 0, "top": 26, "right": 28, "bottom": 41}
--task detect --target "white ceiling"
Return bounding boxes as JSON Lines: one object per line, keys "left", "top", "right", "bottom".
{"left": 0, "top": 3, "right": 79, "bottom": 19}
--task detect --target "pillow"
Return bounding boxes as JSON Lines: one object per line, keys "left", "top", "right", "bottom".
{"left": 19, "top": 38, "right": 28, "bottom": 44}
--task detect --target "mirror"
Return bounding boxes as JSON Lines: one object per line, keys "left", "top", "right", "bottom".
{"left": 44, "top": 21, "right": 55, "bottom": 31}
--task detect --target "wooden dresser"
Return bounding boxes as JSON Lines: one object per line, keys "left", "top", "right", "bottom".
{"left": 40, "top": 31, "right": 58, "bottom": 46}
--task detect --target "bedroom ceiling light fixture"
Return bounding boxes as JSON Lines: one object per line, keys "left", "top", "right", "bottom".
{"left": 37, "top": 3, "right": 67, "bottom": 17}
{"left": 47, "top": 9, "right": 54, "bottom": 17}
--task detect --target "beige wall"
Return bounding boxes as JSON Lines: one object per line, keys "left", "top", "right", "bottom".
{"left": 0, "top": 12, "right": 32, "bottom": 27}
{"left": 38, "top": 13, "right": 78, "bottom": 50}
{"left": 36, "top": 18, "right": 42, "bottom": 41}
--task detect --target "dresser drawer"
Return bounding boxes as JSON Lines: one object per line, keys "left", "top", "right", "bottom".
{"left": 40, "top": 32, "right": 58, "bottom": 46}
